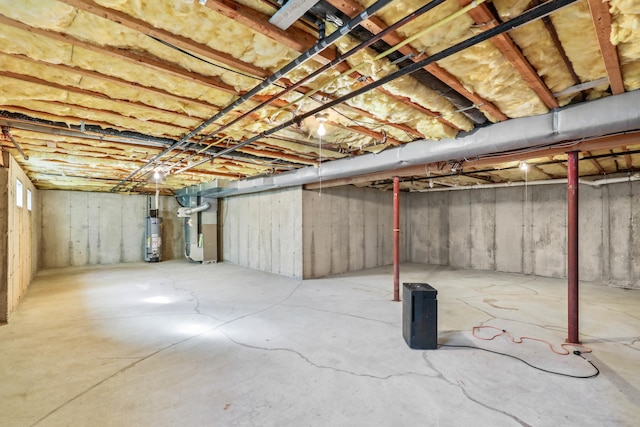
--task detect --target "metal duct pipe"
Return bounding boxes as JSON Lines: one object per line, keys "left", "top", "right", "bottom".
{"left": 181, "top": 201, "right": 211, "bottom": 215}
{"left": 179, "top": 89, "right": 640, "bottom": 199}
{"left": 112, "top": 0, "right": 396, "bottom": 191}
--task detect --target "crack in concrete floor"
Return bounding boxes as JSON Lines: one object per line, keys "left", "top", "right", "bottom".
{"left": 421, "top": 351, "right": 533, "bottom": 427}
{"left": 219, "top": 329, "right": 435, "bottom": 381}
{"left": 15, "top": 263, "right": 640, "bottom": 426}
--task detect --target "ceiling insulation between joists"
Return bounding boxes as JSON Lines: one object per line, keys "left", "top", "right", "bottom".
{"left": 0, "top": 0, "right": 639, "bottom": 194}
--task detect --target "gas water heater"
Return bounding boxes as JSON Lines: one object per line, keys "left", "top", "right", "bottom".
{"left": 144, "top": 196, "right": 162, "bottom": 262}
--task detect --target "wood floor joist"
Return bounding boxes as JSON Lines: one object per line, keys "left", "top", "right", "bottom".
{"left": 459, "top": 0, "right": 559, "bottom": 109}
{"left": 587, "top": 0, "right": 625, "bottom": 95}
{"left": 0, "top": 13, "right": 238, "bottom": 95}
{"left": 58, "top": 0, "right": 270, "bottom": 78}
{"left": 325, "top": 0, "right": 508, "bottom": 122}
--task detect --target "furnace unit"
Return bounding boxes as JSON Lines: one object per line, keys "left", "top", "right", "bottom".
{"left": 177, "top": 196, "right": 217, "bottom": 263}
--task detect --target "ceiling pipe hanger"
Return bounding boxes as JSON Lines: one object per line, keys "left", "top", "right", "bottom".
{"left": 111, "top": 0, "right": 396, "bottom": 192}
{"left": 161, "top": 0, "right": 448, "bottom": 172}
{"left": 176, "top": 0, "right": 579, "bottom": 173}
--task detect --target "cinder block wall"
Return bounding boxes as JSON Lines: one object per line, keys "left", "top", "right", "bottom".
{"left": 0, "top": 155, "right": 39, "bottom": 322}
{"left": 407, "top": 182, "right": 640, "bottom": 288}
{"left": 39, "top": 190, "right": 183, "bottom": 268}
{"left": 220, "top": 187, "right": 303, "bottom": 278}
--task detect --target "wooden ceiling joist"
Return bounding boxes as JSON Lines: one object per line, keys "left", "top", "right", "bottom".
{"left": 0, "top": 70, "right": 205, "bottom": 125}
{"left": 58, "top": 0, "right": 270, "bottom": 78}
{"left": 327, "top": 121, "right": 402, "bottom": 146}
{"left": 0, "top": 53, "right": 223, "bottom": 113}
{"left": 325, "top": 0, "right": 508, "bottom": 122}
{"left": 0, "top": 14, "right": 238, "bottom": 95}
{"left": 202, "top": 0, "right": 323, "bottom": 58}
{"left": 204, "top": 0, "right": 464, "bottom": 132}
{"left": 622, "top": 148, "right": 634, "bottom": 170}
{"left": 531, "top": 164, "right": 558, "bottom": 179}
{"left": 458, "top": 0, "right": 559, "bottom": 109}
{"left": 583, "top": 150, "right": 606, "bottom": 174}
{"left": 586, "top": 0, "right": 625, "bottom": 95}
{"left": 531, "top": 0, "right": 581, "bottom": 87}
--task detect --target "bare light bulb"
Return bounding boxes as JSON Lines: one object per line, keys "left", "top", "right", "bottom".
{"left": 317, "top": 122, "right": 326, "bottom": 136}
{"left": 153, "top": 170, "right": 160, "bottom": 181}
{"left": 520, "top": 162, "right": 528, "bottom": 171}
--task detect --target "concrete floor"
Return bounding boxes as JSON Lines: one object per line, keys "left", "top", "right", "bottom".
{"left": 1, "top": 262, "right": 639, "bottom": 427}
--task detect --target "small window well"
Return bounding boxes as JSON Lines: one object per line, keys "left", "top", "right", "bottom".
{"left": 16, "top": 179, "right": 23, "bottom": 207}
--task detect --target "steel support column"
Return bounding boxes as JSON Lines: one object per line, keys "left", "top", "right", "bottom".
{"left": 567, "top": 151, "right": 580, "bottom": 344}
{"left": 393, "top": 176, "right": 400, "bottom": 302}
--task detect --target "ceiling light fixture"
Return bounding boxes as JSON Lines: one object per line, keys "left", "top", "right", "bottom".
{"left": 520, "top": 162, "right": 528, "bottom": 171}
{"left": 153, "top": 170, "right": 161, "bottom": 181}
{"left": 315, "top": 112, "right": 328, "bottom": 137}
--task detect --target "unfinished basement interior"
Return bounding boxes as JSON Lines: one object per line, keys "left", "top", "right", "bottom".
{"left": 1, "top": 0, "right": 639, "bottom": 425}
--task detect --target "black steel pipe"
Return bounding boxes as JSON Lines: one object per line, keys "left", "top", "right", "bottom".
{"left": 169, "top": 0, "right": 448, "bottom": 169}
{"left": 199, "top": 0, "right": 577, "bottom": 164}
{"left": 111, "top": 0, "right": 396, "bottom": 192}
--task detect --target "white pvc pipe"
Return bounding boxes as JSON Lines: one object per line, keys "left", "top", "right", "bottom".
{"left": 410, "top": 175, "right": 639, "bottom": 192}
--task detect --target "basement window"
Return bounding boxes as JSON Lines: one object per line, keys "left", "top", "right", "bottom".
{"left": 27, "top": 189, "right": 32, "bottom": 211}
{"left": 16, "top": 179, "right": 23, "bottom": 208}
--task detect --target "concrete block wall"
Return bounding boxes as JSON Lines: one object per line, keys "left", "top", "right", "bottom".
{"left": 40, "top": 190, "right": 183, "bottom": 269}
{"left": 1, "top": 155, "right": 39, "bottom": 322}
{"left": 407, "top": 182, "right": 640, "bottom": 288}
{"left": 220, "top": 187, "right": 303, "bottom": 278}
{"left": 302, "top": 186, "right": 409, "bottom": 278}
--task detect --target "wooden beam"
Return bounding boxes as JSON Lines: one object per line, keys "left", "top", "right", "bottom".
{"left": 0, "top": 14, "right": 238, "bottom": 95}
{"left": 208, "top": 0, "right": 460, "bottom": 133}
{"left": 325, "top": 0, "right": 508, "bottom": 122}
{"left": 1, "top": 151, "right": 9, "bottom": 168}
{"left": 204, "top": 0, "right": 321, "bottom": 57}
{"left": 238, "top": 147, "right": 317, "bottom": 165}
{"left": 583, "top": 150, "right": 606, "bottom": 173}
{"left": 375, "top": 86, "right": 460, "bottom": 130}
{"left": 458, "top": 0, "right": 559, "bottom": 109}
{"left": 58, "top": 0, "right": 269, "bottom": 78}
{"left": 622, "top": 147, "right": 634, "bottom": 170}
{"left": 1, "top": 53, "right": 222, "bottom": 113}
{"left": 2, "top": 103, "right": 189, "bottom": 139}
{"left": 531, "top": 164, "right": 557, "bottom": 179}
{"left": 587, "top": 0, "right": 625, "bottom": 94}
{"left": 0, "top": 70, "right": 204, "bottom": 125}
{"left": 327, "top": 121, "right": 403, "bottom": 146}
{"left": 531, "top": 0, "right": 581, "bottom": 87}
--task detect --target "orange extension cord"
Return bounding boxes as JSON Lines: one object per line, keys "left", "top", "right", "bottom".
{"left": 472, "top": 325, "right": 592, "bottom": 355}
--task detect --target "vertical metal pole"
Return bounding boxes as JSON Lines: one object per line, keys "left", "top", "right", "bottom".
{"left": 567, "top": 151, "right": 580, "bottom": 344}
{"left": 393, "top": 176, "right": 400, "bottom": 302}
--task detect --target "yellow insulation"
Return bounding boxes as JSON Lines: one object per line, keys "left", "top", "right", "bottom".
{"left": 0, "top": 0, "right": 638, "bottom": 192}
{"left": 610, "top": 0, "right": 640, "bottom": 90}
{"left": 359, "top": 0, "right": 548, "bottom": 118}
{"left": 548, "top": 1, "right": 609, "bottom": 99}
